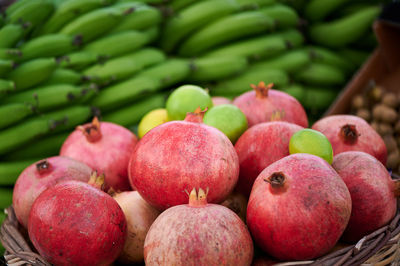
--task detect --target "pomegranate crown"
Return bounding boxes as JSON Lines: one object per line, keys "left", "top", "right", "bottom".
{"left": 188, "top": 187, "right": 209, "bottom": 206}
{"left": 36, "top": 160, "right": 52, "bottom": 174}
{"left": 339, "top": 124, "right": 360, "bottom": 144}
{"left": 251, "top": 81, "right": 274, "bottom": 98}
{"left": 88, "top": 171, "right": 106, "bottom": 191}
{"left": 184, "top": 107, "right": 208, "bottom": 123}
{"left": 77, "top": 117, "right": 102, "bottom": 142}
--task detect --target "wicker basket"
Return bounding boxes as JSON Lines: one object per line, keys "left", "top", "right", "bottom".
{"left": 1, "top": 202, "right": 400, "bottom": 266}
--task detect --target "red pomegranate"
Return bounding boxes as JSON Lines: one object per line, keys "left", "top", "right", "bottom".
{"left": 247, "top": 153, "right": 352, "bottom": 260}
{"left": 129, "top": 108, "right": 239, "bottom": 210}
{"left": 212, "top": 96, "right": 232, "bottom": 106}
{"left": 60, "top": 117, "right": 138, "bottom": 191}
{"left": 332, "top": 151, "right": 399, "bottom": 242}
{"left": 28, "top": 173, "right": 127, "bottom": 266}
{"left": 235, "top": 121, "right": 303, "bottom": 196}
{"left": 13, "top": 156, "right": 92, "bottom": 228}
{"left": 233, "top": 82, "right": 308, "bottom": 128}
{"left": 144, "top": 188, "right": 254, "bottom": 265}
{"left": 311, "top": 115, "right": 387, "bottom": 165}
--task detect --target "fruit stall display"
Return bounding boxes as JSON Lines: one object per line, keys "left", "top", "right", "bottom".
{"left": 1, "top": 0, "right": 398, "bottom": 264}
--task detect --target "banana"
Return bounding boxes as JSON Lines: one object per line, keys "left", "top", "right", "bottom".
{"left": 168, "top": 0, "right": 198, "bottom": 13}
{"left": 102, "top": 93, "right": 166, "bottom": 127}
{"left": 6, "top": 58, "right": 57, "bottom": 91}
{"left": 41, "top": 68, "right": 84, "bottom": 86}
{"left": 293, "top": 63, "right": 346, "bottom": 86}
{"left": 0, "top": 49, "right": 23, "bottom": 60}
{"left": 0, "top": 188, "right": 13, "bottom": 209}
{"left": 161, "top": 0, "right": 241, "bottom": 53}
{"left": 305, "top": 46, "right": 355, "bottom": 74}
{"left": 7, "top": 0, "right": 55, "bottom": 34}
{"left": 0, "top": 103, "right": 35, "bottom": 130}
{"left": 83, "top": 48, "right": 166, "bottom": 85}
{"left": 204, "top": 29, "right": 304, "bottom": 60}
{"left": 0, "top": 105, "right": 93, "bottom": 155}
{"left": 109, "top": 4, "right": 162, "bottom": 33}
{"left": 250, "top": 49, "right": 311, "bottom": 74}
{"left": 59, "top": 3, "right": 137, "bottom": 43}
{"left": 83, "top": 27, "right": 158, "bottom": 58}
{"left": 309, "top": 6, "right": 380, "bottom": 48}
{"left": 337, "top": 48, "right": 370, "bottom": 67}
{"left": 0, "top": 159, "right": 38, "bottom": 185}
{"left": 210, "top": 68, "right": 289, "bottom": 96}
{"left": 0, "top": 24, "right": 26, "bottom": 48}
{"left": 36, "top": 0, "right": 117, "bottom": 35}
{"left": 188, "top": 56, "right": 248, "bottom": 82}
{"left": 304, "top": 0, "right": 350, "bottom": 22}
{"left": 236, "top": 0, "right": 276, "bottom": 10}
{"left": 5, "top": 0, "right": 32, "bottom": 16}
{"left": 279, "top": 84, "right": 306, "bottom": 103}
{"left": 5, "top": 132, "right": 69, "bottom": 160}
{"left": 178, "top": 9, "right": 275, "bottom": 56}
{"left": 0, "top": 60, "right": 15, "bottom": 77}
{"left": 19, "top": 34, "right": 82, "bottom": 61}
{"left": 259, "top": 4, "right": 299, "bottom": 29}
{"left": 302, "top": 86, "right": 339, "bottom": 111}
{"left": 59, "top": 50, "right": 100, "bottom": 70}
{"left": 0, "top": 79, "right": 16, "bottom": 97}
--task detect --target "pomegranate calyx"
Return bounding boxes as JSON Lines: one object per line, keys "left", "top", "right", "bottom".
{"left": 339, "top": 124, "right": 359, "bottom": 144}
{"left": 36, "top": 160, "right": 52, "bottom": 174}
{"left": 251, "top": 81, "right": 274, "bottom": 99}
{"left": 184, "top": 107, "right": 207, "bottom": 123}
{"left": 264, "top": 172, "right": 286, "bottom": 188}
{"left": 188, "top": 188, "right": 208, "bottom": 207}
{"left": 88, "top": 171, "right": 106, "bottom": 191}
{"left": 78, "top": 117, "right": 102, "bottom": 143}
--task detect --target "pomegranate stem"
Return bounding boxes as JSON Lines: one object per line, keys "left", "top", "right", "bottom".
{"left": 264, "top": 172, "right": 286, "bottom": 188}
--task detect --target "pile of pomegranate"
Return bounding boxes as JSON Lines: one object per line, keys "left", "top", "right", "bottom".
{"left": 11, "top": 83, "right": 398, "bottom": 265}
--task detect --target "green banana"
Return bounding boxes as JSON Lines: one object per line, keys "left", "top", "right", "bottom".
{"left": 59, "top": 50, "right": 100, "bottom": 70}
{"left": 0, "top": 60, "right": 15, "bottom": 77}
{"left": 83, "top": 48, "right": 166, "bottom": 85}
{"left": 36, "top": 0, "right": 117, "bottom": 35}
{"left": 236, "top": 0, "right": 276, "bottom": 10}
{"left": 309, "top": 6, "right": 381, "bottom": 48}
{"left": 0, "top": 188, "right": 13, "bottom": 209}
{"left": 0, "top": 105, "right": 93, "bottom": 155}
{"left": 102, "top": 93, "right": 166, "bottom": 127}
{"left": 6, "top": 58, "right": 57, "bottom": 91}
{"left": 204, "top": 29, "right": 304, "bottom": 60}
{"left": 59, "top": 4, "right": 136, "bottom": 43}
{"left": 188, "top": 56, "right": 248, "bottom": 82}
{"left": 5, "top": 132, "right": 69, "bottom": 160}
{"left": 0, "top": 49, "right": 22, "bottom": 60}
{"left": 293, "top": 63, "right": 346, "bottom": 86}
{"left": 210, "top": 68, "right": 289, "bottom": 96}
{"left": 337, "top": 48, "right": 370, "bottom": 67}
{"left": 161, "top": 0, "right": 241, "bottom": 53}
{"left": 7, "top": 0, "right": 55, "bottom": 34}
{"left": 0, "top": 79, "right": 16, "bottom": 97}
{"left": 110, "top": 4, "right": 162, "bottom": 33}
{"left": 302, "top": 86, "right": 339, "bottom": 111}
{"left": 5, "top": 0, "right": 32, "bottom": 16}
{"left": 0, "top": 159, "right": 38, "bottom": 185}
{"left": 304, "top": 0, "right": 350, "bottom": 22}
{"left": 168, "top": 0, "right": 198, "bottom": 12}
{"left": 259, "top": 4, "right": 299, "bottom": 29}
{"left": 250, "top": 49, "right": 311, "bottom": 74}
{"left": 83, "top": 28, "right": 158, "bottom": 58}
{"left": 305, "top": 46, "right": 355, "bottom": 74}
{"left": 0, "top": 103, "right": 35, "bottom": 130}
{"left": 280, "top": 83, "right": 306, "bottom": 103}
{"left": 353, "top": 31, "right": 377, "bottom": 50}
{"left": 178, "top": 9, "right": 275, "bottom": 56}
{"left": 41, "top": 68, "right": 84, "bottom": 86}
{"left": 0, "top": 24, "right": 26, "bottom": 48}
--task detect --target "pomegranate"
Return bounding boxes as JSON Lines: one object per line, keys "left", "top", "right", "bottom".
{"left": 144, "top": 188, "right": 254, "bottom": 265}
{"left": 13, "top": 156, "right": 92, "bottom": 228}
{"left": 233, "top": 82, "right": 308, "bottom": 128}
{"left": 221, "top": 191, "right": 248, "bottom": 223}
{"left": 112, "top": 191, "right": 160, "bottom": 264}
{"left": 60, "top": 117, "right": 138, "bottom": 192}
{"left": 129, "top": 108, "right": 239, "bottom": 210}
{"left": 332, "top": 151, "right": 399, "bottom": 242}
{"left": 235, "top": 121, "right": 303, "bottom": 196}
{"left": 28, "top": 173, "right": 127, "bottom": 266}
{"left": 247, "top": 153, "right": 351, "bottom": 260}
{"left": 212, "top": 96, "right": 232, "bottom": 106}
{"left": 311, "top": 115, "right": 387, "bottom": 165}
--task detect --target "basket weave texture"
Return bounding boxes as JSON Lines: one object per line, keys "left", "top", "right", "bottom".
{"left": 1, "top": 205, "right": 400, "bottom": 265}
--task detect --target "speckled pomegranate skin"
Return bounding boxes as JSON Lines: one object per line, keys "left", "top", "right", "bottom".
{"left": 128, "top": 120, "right": 239, "bottom": 211}
{"left": 60, "top": 121, "right": 138, "bottom": 191}
{"left": 332, "top": 151, "right": 396, "bottom": 242}
{"left": 28, "top": 180, "right": 127, "bottom": 266}
{"left": 144, "top": 203, "right": 253, "bottom": 266}
{"left": 233, "top": 89, "right": 308, "bottom": 128}
{"left": 247, "top": 154, "right": 352, "bottom": 261}
{"left": 312, "top": 115, "right": 387, "bottom": 165}
{"left": 234, "top": 121, "right": 303, "bottom": 196}
{"left": 13, "top": 156, "right": 92, "bottom": 228}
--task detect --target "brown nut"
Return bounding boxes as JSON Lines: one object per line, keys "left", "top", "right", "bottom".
{"left": 356, "top": 108, "right": 371, "bottom": 121}
{"left": 351, "top": 95, "right": 366, "bottom": 110}
{"left": 382, "top": 92, "right": 399, "bottom": 108}
{"left": 372, "top": 104, "right": 385, "bottom": 121}
{"left": 370, "top": 120, "right": 379, "bottom": 133}
{"left": 394, "top": 120, "right": 400, "bottom": 134}
{"left": 373, "top": 104, "right": 398, "bottom": 123}
{"left": 387, "top": 150, "right": 400, "bottom": 170}
{"left": 383, "top": 135, "right": 398, "bottom": 154}
{"left": 378, "top": 123, "right": 394, "bottom": 136}
{"left": 370, "top": 86, "right": 383, "bottom": 102}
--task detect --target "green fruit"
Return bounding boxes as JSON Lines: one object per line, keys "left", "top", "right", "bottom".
{"left": 166, "top": 84, "right": 213, "bottom": 121}
{"left": 203, "top": 104, "right": 247, "bottom": 143}
{"left": 138, "top": 108, "right": 168, "bottom": 138}
{"left": 289, "top": 128, "right": 333, "bottom": 164}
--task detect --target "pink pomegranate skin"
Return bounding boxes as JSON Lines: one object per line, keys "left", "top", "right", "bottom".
{"left": 144, "top": 189, "right": 254, "bottom": 266}
{"left": 212, "top": 96, "right": 232, "bottom": 106}
{"left": 332, "top": 151, "right": 397, "bottom": 242}
{"left": 60, "top": 118, "right": 138, "bottom": 191}
{"left": 235, "top": 121, "right": 303, "bottom": 196}
{"left": 13, "top": 156, "right": 92, "bottom": 228}
{"left": 312, "top": 115, "right": 387, "bottom": 165}
{"left": 233, "top": 82, "right": 308, "bottom": 128}
{"left": 129, "top": 112, "right": 239, "bottom": 211}
{"left": 28, "top": 180, "right": 127, "bottom": 266}
{"left": 247, "top": 154, "right": 352, "bottom": 261}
